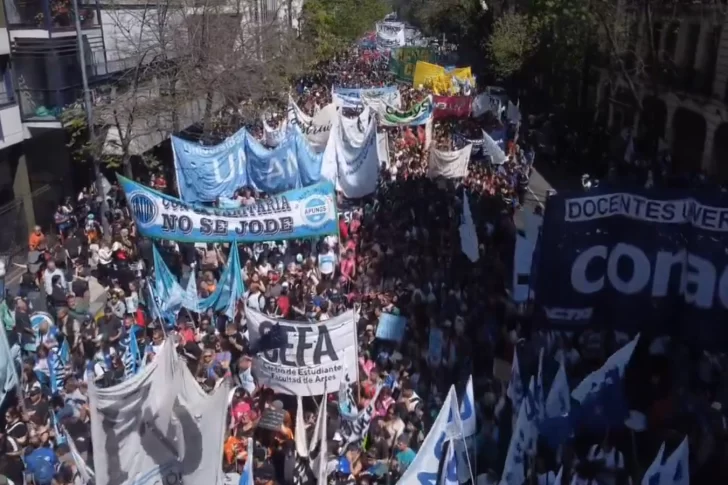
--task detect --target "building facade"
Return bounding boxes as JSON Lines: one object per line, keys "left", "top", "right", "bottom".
{"left": 599, "top": 4, "right": 728, "bottom": 179}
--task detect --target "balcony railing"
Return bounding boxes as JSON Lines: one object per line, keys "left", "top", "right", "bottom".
{"left": 5, "top": 0, "right": 100, "bottom": 31}
{"left": 17, "top": 88, "right": 79, "bottom": 122}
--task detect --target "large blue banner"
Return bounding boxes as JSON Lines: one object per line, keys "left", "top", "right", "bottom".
{"left": 119, "top": 175, "right": 338, "bottom": 243}
{"left": 172, "top": 128, "right": 324, "bottom": 203}
{"left": 533, "top": 187, "right": 728, "bottom": 349}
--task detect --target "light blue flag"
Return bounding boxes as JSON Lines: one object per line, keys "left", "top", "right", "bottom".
{"left": 572, "top": 334, "right": 640, "bottom": 403}
{"left": 545, "top": 355, "right": 570, "bottom": 419}
{"left": 53, "top": 411, "right": 67, "bottom": 445}
{"left": 220, "top": 247, "right": 245, "bottom": 319}
{"left": 59, "top": 338, "right": 71, "bottom": 367}
{"left": 246, "top": 133, "right": 300, "bottom": 194}
{"left": 184, "top": 267, "right": 200, "bottom": 314}
{"left": 0, "top": 324, "right": 19, "bottom": 406}
{"left": 240, "top": 438, "right": 254, "bottom": 485}
{"left": 535, "top": 348, "right": 545, "bottom": 422}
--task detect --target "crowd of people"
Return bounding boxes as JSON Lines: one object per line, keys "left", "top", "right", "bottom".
{"left": 0, "top": 26, "right": 717, "bottom": 485}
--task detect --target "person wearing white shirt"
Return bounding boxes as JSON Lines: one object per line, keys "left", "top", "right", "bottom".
{"left": 317, "top": 243, "right": 337, "bottom": 279}
{"left": 43, "top": 260, "right": 67, "bottom": 296}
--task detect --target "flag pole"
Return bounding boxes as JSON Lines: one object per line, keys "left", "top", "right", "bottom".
{"left": 461, "top": 437, "right": 476, "bottom": 485}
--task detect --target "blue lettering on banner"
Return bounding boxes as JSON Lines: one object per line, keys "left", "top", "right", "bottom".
{"left": 172, "top": 127, "right": 324, "bottom": 203}
{"left": 333, "top": 86, "right": 398, "bottom": 109}
{"left": 119, "top": 175, "right": 338, "bottom": 243}
{"left": 416, "top": 408, "right": 453, "bottom": 485}
{"left": 534, "top": 187, "right": 728, "bottom": 349}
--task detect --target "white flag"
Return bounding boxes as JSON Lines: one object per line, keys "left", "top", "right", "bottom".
{"left": 295, "top": 395, "right": 309, "bottom": 457}
{"left": 500, "top": 383, "right": 538, "bottom": 485}
{"left": 459, "top": 190, "right": 480, "bottom": 263}
{"left": 572, "top": 334, "right": 640, "bottom": 403}
{"left": 545, "top": 355, "right": 571, "bottom": 418}
{"left": 659, "top": 438, "right": 689, "bottom": 485}
{"left": 641, "top": 443, "right": 665, "bottom": 485}
{"left": 506, "top": 348, "right": 524, "bottom": 410}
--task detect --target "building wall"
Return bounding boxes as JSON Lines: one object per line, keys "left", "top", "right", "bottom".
{"left": 599, "top": 7, "right": 728, "bottom": 177}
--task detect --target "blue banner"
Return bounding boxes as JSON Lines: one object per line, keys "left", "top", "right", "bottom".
{"left": 375, "top": 313, "right": 407, "bottom": 342}
{"left": 120, "top": 175, "right": 338, "bottom": 243}
{"left": 172, "top": 128, "right": 324, "bottom": 203}
{"left": 534, "top": 187, "right": 728, "bottom": 349}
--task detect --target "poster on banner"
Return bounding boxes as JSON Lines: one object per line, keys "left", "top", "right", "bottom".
{"left": 119, "top": 175, "right": 338, "bottom": 243}
{"left": 428, "top": 144, "right": 472, "bottom": 179}
{"left": 332, "top": 86, "right": 400, "bottom": 110}
{"left": 534, "top": 188, "right": 728, "bottom": 349}
{"left": 371, "top": 95, "right": 434, "bottom": 126}
{"left": 433, "top": 95, "right": 472, "bottom": 119}
{"left": 333, "top": 116, "right": 381, "bottom": 199}
{"left": 287, "top": 96, "right": 336, "bottom": 152}
{"left": 375, "top": 313, "right": 407, "bottom": 342}
{"left": 390, "top": 47, "right": 435, "bottom": 82}
{"left": 245, "top": 308, "right": 358, "bottom": 395}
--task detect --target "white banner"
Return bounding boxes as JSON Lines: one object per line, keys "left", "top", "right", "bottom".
{"left": 89, "top": 342, "right": 231, "bottom": 485}
{"left": 246, "top": 308, "right": 359, "bottom": 396}
{"left": 341, "top": 382, "right": 384, "bottom": 445}
{"left": 377, "top": 131, "right": 390, "bottom": 169}
{"left": 335, "top": 115, "right": 381, "bottom": 199}
{"left": 471, "top": 92, "right": 501, "bottom": 118}
{"left": 376, "top": 21, "right": 405, "bottom": 47}
{"left": 287, "top": 95, "right": 336, "bottom": 153}
{"left": 428, "top": 144, "right": 472, "bottom": 179}
{"left": 482, "top": 130, "right": 507, "bottom": 165}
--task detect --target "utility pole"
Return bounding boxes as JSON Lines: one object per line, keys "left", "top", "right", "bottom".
{"left": 71, "top": 0, "right": 111, "bottom": 239}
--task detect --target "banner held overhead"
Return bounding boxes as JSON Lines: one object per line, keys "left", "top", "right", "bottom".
{"left": 119, "top": 175, "right": 338, "bottom": 243}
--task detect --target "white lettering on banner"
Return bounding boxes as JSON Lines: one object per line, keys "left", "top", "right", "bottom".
{"left": 565, "top": 193, "right": 728, "bottom": 232}
{"left": 246, "top": 308, "right": 358, "bottom": 396}
{"left": 211, "top": 148, "right": 247, "bottom": 184}
{"left": 570, "top": 243, "right": 728, "bottom": 309}
{"left": 543, "top": 307, "right": 594, "bottom": 322}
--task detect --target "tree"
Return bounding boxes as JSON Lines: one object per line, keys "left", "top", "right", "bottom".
{"left": 487, "top": 12, "right": 540, "bottom": 79}
{"left": 300, "top": 0, "right": 389, "bottom": 59}
{"left": 61, "top": 0, "right": 313, "bottom": 177}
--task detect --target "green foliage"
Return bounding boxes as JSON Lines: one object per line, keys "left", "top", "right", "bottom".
{"left": 60, "top": 103, "right": 160, "bottom": 171}
{"left": 487, "top": 13, "right": 540, "bottom": 79}
{"left": 301, "top": 0, "right": 389, "bottom": 60}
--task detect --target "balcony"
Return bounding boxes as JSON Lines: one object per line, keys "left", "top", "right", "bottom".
{"left": 4, "top": 0, "right": 100, "bottom": 38}
{"left": 17, "top": 88, "right": 79, "bottom": 125}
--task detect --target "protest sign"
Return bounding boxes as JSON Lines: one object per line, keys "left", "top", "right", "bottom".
{"left": 375, "top": 313, "right": 407, "bottom": 342}
{"left": 246, "top": 308, "right": 358, "bottom": 395}
{"left": 120, "top": 175, "right": 338, "bottom": 244}
{"left": 534, "top": 188, "right": 728, "bottom": 349}
{"left": 390, "top": 47, "right": 435, "bottom": 82}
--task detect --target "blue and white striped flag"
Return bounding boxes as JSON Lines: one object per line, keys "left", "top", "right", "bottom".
{"left": 506, "top": 348, "right": 524, "bottom": 412}
{"left": 240, "top": 438, "right": 254, "bottom": 485}
{"left": 48, "top": 349, "right": 65, "bottom": 395}
{"left": 122, "top": 327, "right": 141, "bottom": 379}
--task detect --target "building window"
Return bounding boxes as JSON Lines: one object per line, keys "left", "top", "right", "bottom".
{"left": 0, "top": 58, "right": 15, "bottom": 106}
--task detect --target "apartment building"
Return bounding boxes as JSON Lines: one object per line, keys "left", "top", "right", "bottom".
{"left": 597, "top": 3, "right": 728, "bottom": 179}
{"left": 0, "top": 0, "right": 302, "bottom": 259}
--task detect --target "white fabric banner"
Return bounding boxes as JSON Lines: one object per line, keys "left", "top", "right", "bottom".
{"left": 428, "top": 144, "right": 472, "bottom": 179}
{"left": 287, "top": 95, "right": 336, "bottom": 152}
{"left": 482, "top": 130, "right": 508, "bottom": 165}
{"left": 361, "top": 89, "right": 402, "bottom": 111}
{"left": 262, "top": 114, "right": 286, "bottom": 147}
{"left": 335, "top": 116, "right": 381, "bottom": 199}
{"left": 376, "top": 22, "right": 405, "bottom": 47}
{"left": 341, "top": 382, "right": 384, "bottom": 445}
{"left": 246, "top": 308, "right": 359, "bottom": 396}
{"left": 89, "top": 342, "right": 231, "bottom": 485}
{"left": 340, "top": 107, "right": 370, "bottom": 145}
{"left": 377, "top": 131, "right": 390, "bottom": 169}
{"left": 471, "top": 93, "right": 501, "bottom": 118}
